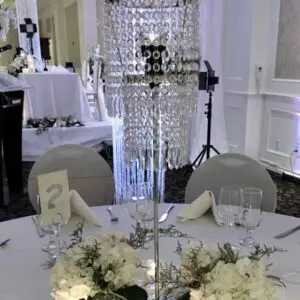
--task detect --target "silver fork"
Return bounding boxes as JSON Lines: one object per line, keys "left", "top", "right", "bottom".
{"left": 106, "top": 207, "right": 119, "bottom": 222}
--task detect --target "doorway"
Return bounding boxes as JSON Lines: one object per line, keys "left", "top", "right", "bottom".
{"left": 65, "top": 2, "right": 81, "bottom": 71}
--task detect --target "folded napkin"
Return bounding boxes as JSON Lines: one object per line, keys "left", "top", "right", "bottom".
{"left": 69, "top": 190, "right": 101, "bottom": 226}
{"left": 177, "top": 191, "right": 222, "bottom": 225}
{"left": 177, "top": 191, "right": 213, "bottom": 221}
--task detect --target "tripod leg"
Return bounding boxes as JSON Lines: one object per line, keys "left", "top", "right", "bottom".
{"left": 190, "top": 146, "right": 206, "bottom": 169}
{"left": 211, "top": 145, "right": 220, "bottom": 155}
{"left": 196, "top": 148, "right": 207, "bottom": 168}
{"left": 192, "top": 146, "right": 207, "bottom": 169}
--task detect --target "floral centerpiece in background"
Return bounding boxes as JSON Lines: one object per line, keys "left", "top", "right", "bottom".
{"left": 25, "top": 116, "right": 85, "bottom": 135}
{"left": 7, "top": 54, "right": 26, "bottom": 76}
{"left": 51, "top": 232, "right": 148, "bottom": 300}
{"left": 159, "top": 242, "right": 285, "bottom": 300}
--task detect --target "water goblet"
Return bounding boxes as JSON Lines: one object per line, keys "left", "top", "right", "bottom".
{"left": 127, "top": 194, "right": 154, "bottom": 248}
{"left": 41, "top": 213, "right": 67, "bottom": 257}
{"left": 217, "top": 186, "right": 243, "bottom": 228}
{"left": 217, "top": 186, "right": 243, "bottom": 247}
{"left": 127, "top": 196, "right": 154, "bottom": 226}
{"left": 238, "top": 187, "right": 263, "bottom": 247}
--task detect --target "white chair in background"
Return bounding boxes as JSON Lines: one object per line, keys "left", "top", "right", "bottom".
{"left": 28, "top": 144, "right": 114, "bottom": 211}
{"left": 185, "top": 153, "right": 277, "bottom": 212}
{"left": 82, "top": 45, "right": 109, "bottom": 122}
{"left": 81, "top": 59, "right": 92, "bottom": 90}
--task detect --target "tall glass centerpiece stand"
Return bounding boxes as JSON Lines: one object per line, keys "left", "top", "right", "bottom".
{"left": 104, "top": 0, "right": 200, "bottom": 298}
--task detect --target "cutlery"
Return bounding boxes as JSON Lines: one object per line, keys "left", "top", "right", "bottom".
{"left": 106, "top": 207, "right": 119, "bottom": 222}
{"left": 274, "top": 225, "right": 300, "bottom": 239}
{"left": 32, "top": 215, "right": 46, "bottom": 238}
{"left": 158, "top": 205, "right": 175, "bottom": 223}
{"left": 0, "top": 238, "right": 11, "bottom": 247}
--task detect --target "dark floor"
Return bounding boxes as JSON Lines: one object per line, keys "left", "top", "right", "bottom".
{"left": 1, "top": 149, "right": 300, "bottom": 222}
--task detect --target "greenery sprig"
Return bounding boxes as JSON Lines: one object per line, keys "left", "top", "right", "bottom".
{"left": 68, "top": 219, "right": 85, "bottom": 249}
{"left": 249, "top": 244, "right": 286, "bottom": 261}
{"left": 126, "top": 223, "right": 193, "bottom": 249}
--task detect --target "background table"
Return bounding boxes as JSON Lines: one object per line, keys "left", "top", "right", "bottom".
{"left": 0, "top": 204, "right": 299, "bottom": 299}
{"left": 22, "top": 120, "right": 112, "bottom": 161}
{"left": 20, "top": 73, "right": 94, "bottom": 122}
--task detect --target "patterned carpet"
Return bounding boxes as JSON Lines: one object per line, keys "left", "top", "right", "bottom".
{"left": 1, "top": 150, "right": 300, "bottom": 222}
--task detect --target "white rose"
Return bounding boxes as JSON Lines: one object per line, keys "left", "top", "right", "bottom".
{"left": 206, "top": 295, "right": 217, "bottom": 300}
{"left": 118, "top": 264, "right": 137, "bottom": 286}
{"left": 206, "top": 262, "right": 242, "bottom": 294}
{"left": 216, "top": 294, "right": 232, "bottom": 300}
{"left": 53, "top": 284, "right": 91, "bottom": 300}
{"left": 69, "top": 285, "right": 91, "bottom": 299}
{"left": 104, "top": 270, "right": 116, "bottom": 282}
{"left": 190, "top": 289, "right": 206, "bottom": 300}
{"left": 236, "top": 257, "right": 251, "bottom": 275}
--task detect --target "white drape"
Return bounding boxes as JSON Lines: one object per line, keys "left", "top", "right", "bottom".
{"left": 189, "top": 0, "right": 229, "bottom": 163}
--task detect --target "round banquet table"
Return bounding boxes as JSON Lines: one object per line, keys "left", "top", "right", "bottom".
{"left": 1, "top": 204, "right": 300, "bottom": 300}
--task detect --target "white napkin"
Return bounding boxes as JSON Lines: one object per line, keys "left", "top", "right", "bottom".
{"left": 177, "top": 191, "right": 213, "bottom": 222}
{"left": 69, "top": 190, "right": 101, "bottom": 226}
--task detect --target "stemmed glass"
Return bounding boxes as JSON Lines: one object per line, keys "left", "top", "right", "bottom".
{"left": 127, "top": 196, "right": 154, "bottom": 227}
{"left": 238, "top": 187, "right": 263, "bottom": 247}
{"left": 34, "top": 195, "right": 67, "bottom": 259}
{"left": 217, "top": 186, "right": 243, "bottom": 232}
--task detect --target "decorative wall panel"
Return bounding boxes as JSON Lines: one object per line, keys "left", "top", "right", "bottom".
{"left": 275, "top": 0, "right": 300, "bottom": 79}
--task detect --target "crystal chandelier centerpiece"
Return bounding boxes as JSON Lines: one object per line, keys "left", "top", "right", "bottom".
{"left": 104, "top": 0, "right": 200, "bottom": 203}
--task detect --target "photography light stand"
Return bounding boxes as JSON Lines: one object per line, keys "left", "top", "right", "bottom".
{"left": 190, "top": 60, "right": 220, "bottom": 169}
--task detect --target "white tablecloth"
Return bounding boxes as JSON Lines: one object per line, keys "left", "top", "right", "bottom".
{"left": 0, "top": 204, "right": 299, "bottom": 299}
{"left": 20, "top": 73, "right": 94, "bottom": 122}
{"left": 22, "top": 120, "right": 112, "bottom": 161}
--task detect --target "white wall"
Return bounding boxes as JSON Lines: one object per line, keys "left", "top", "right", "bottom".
{"left": 77, "top": 0, "right": 98, "bottom": 63}
{"left": 38, "top": 0, "right": 98, "bottom": 69}
{"left": 65, "top": 2, "right": 81, "bottom": 69}
{"left": 0, "top": 28, "right": 19, "bottom": 66}
{"left": 223, "top": 0, "right": 300, "bottom": 174}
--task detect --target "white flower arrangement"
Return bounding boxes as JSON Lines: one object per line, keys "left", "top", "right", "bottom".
{"left": 25, "top": 116, "right": 85, "bottom": 135}
{"left": 7, "top": 55, "right": 27, "bottom": 77}
{"left": 159, "top": 241, "right": 285, "bottom": 300}
{"left": 51, "top": 232, "right": 147, "bottom": 300}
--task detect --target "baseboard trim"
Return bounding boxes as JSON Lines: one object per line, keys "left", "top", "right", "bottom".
{"left": 260, "top": 160, "right": 300, "bottom": 182}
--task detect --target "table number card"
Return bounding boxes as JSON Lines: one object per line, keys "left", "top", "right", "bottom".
{"left": 37, "top": 170, "right": 71, "bottom": 226}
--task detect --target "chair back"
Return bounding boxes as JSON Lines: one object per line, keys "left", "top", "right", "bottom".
{"left": 28, "top": 144, "right": 114, "bottom": 211}
{"left": 185, "top": 153, "right": 277, "bottom": 212}
{"left": 81, "top": 59, "right": 90, "bottom": 89}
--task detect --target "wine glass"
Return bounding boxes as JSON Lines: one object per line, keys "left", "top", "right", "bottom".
{"left": 217, "top": 186, "right": 243, "bottom": 249}
{"left": 126, "top": 186, "right": 154, "bottom": 247}
{"left": 41, "top": 214, "right": 67, "bottom": 257}
{"left": 127, "top": 196, "right": 154, "bottom": 226}
{"left": 217, "top": 186, "right": 243, "bottom": 229}
{"left": 238, "top": 187, "right": 263, "bottom": 247}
